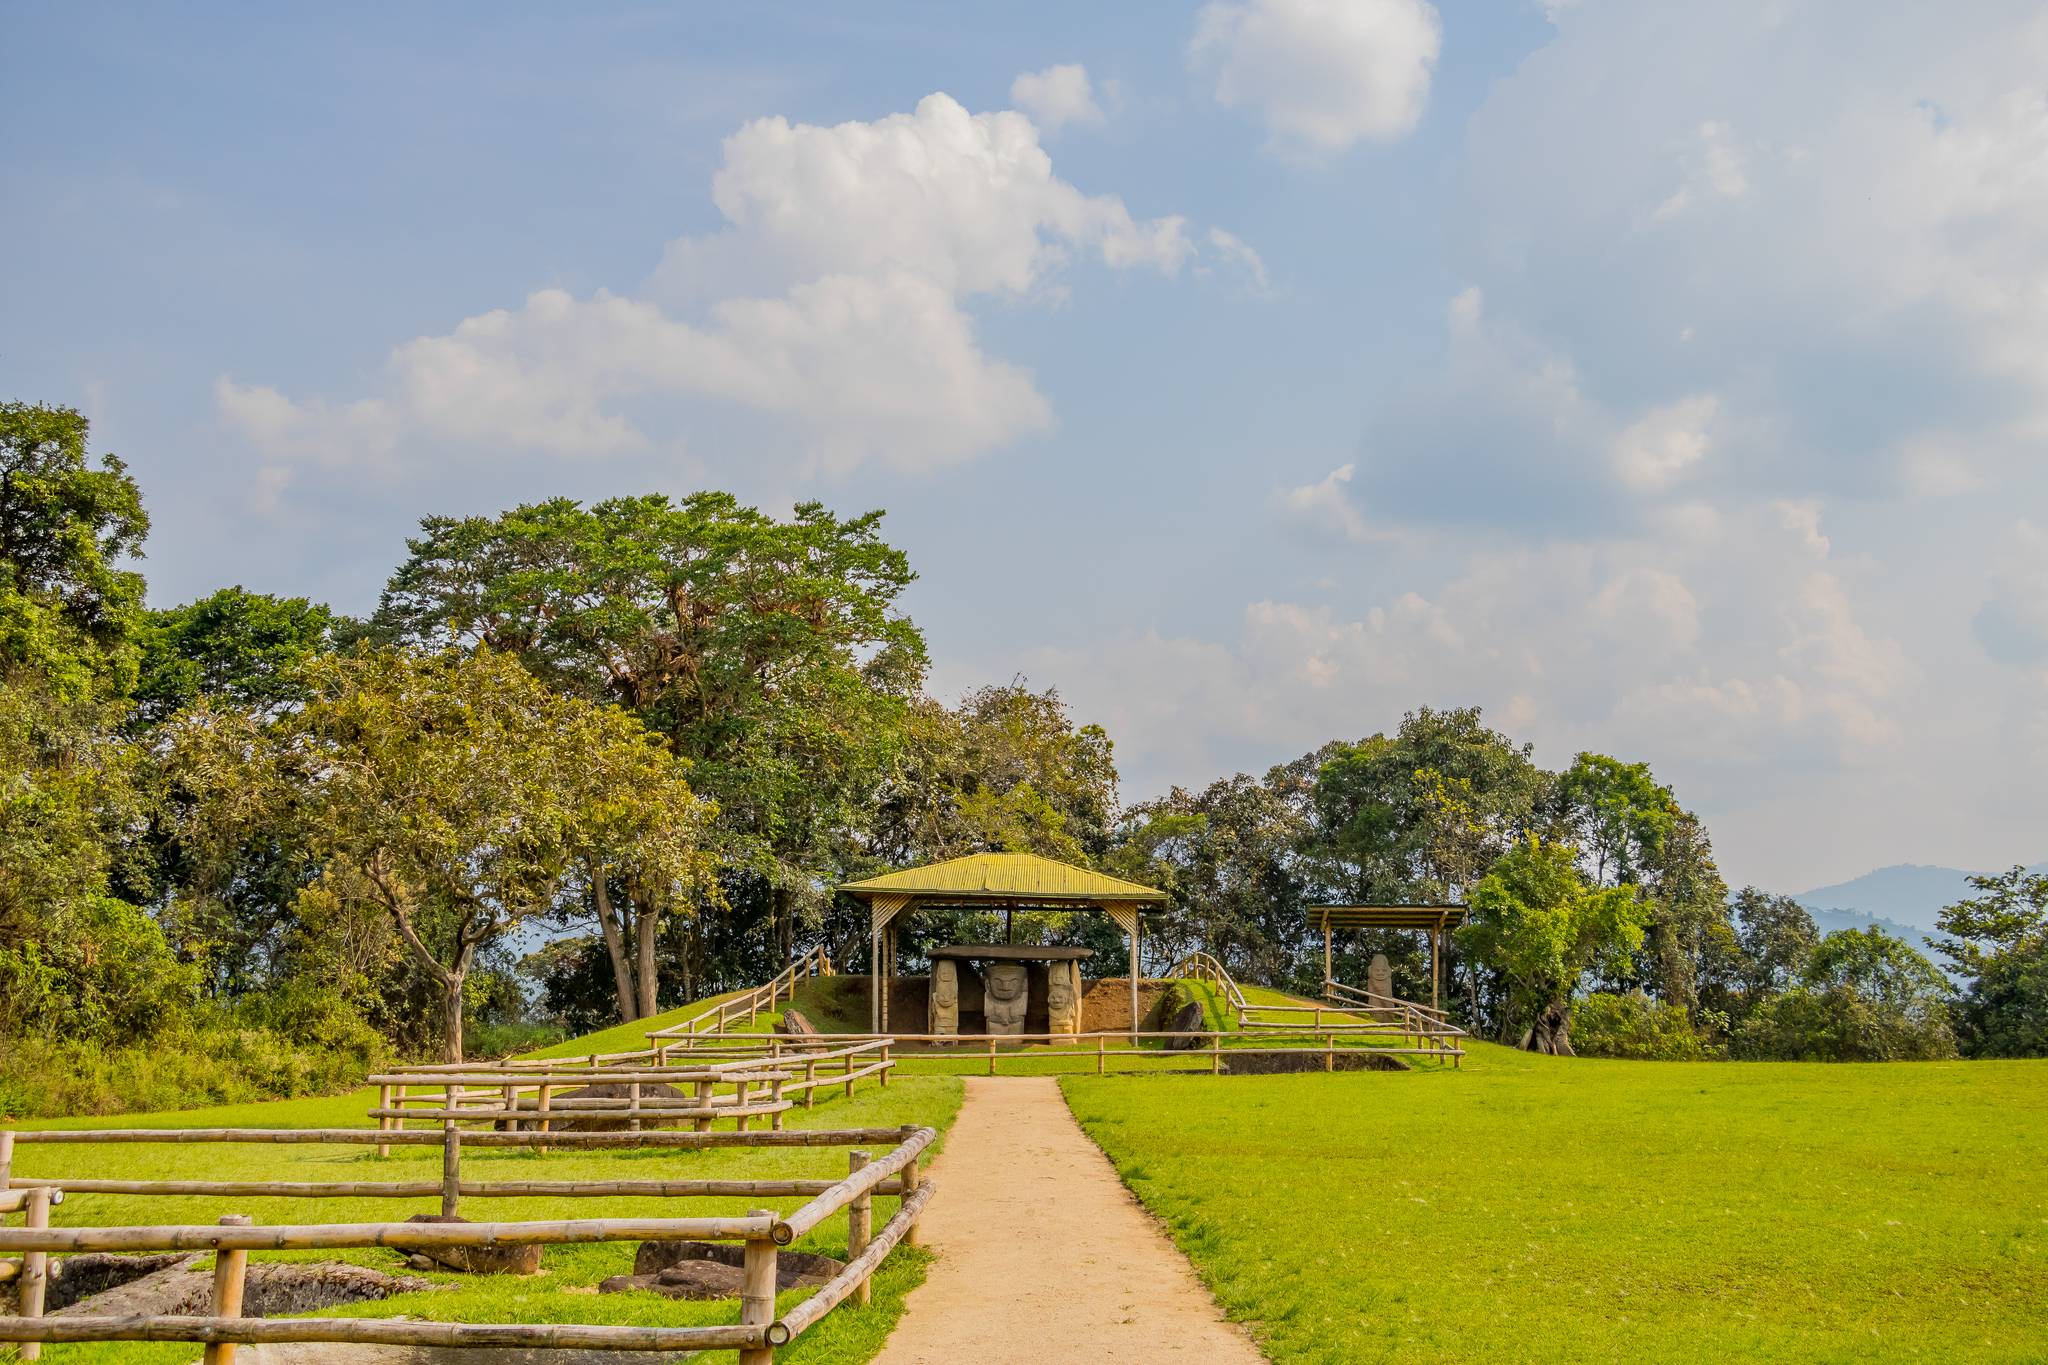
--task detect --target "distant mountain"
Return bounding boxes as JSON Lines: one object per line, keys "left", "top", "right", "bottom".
{"left": 1790, "top": 861, "right": 2047, "bottom": 934}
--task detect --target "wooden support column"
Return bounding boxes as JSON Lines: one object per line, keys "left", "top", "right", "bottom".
{"left": 847, "top": 1150, "right": 873, "bottom": 1306}
{"left": 1431, "top": 925, "right": 1443, "bottom": 1012}
{"left": 1323, "top": 913, "right": 1333, "bottom": 988}
{"left": 739, "top": 1210, "right": 779, "bottom": 1365}
{"left": 440, "top": 1123, "right": 461, "bottom": 1217}
{"left": 201, "top": 1214, "right": 253, "bottom": 1365}
{"left": 18, "top": 1185, "right": 51, "bottom": 1362}
{"left": 1106, "top": 901, "right": 1143, "bottom": 1041}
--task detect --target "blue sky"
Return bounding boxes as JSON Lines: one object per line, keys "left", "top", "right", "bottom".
{"left": 7, "top": 0, "right": 2046, "bottom": 891}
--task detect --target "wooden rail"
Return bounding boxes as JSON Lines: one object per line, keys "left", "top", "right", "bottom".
{"left": 646, "top": 946, "right": 834, "bottom": 1046}
{"left": 1164, "top": 953, "right": 1465, "bottom": 1065}
{"left": 0, "top": 1122, "right": 933, "bottom": 1361}
{"left": 665, "top": 1028, "right": 1459, "bottom": 1075}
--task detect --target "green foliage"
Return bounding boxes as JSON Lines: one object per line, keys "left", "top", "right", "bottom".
{"left": 1569, "top": 991, "right": 1713, "bottom": 1060}
{"left": 1733, "top": 928, "right": 1956, "bottom": 1061}
{"left": 1064, "top": 1052, "right": 2048, "bottom": 1363}
{"left": 1457, "top": 836, "right": 1649, "bottom": 1052}
{"left": 131, "top": 585, "right": 341, "bottom": 728}
{"left": 1730, "top": 887, "right": 1820, "bottom": 1005}
{"left": 1938, "top": 865, "right": 2048, "bottom": 1057}
{"left": 169, "top": 646, "right": 715, "bottom": 1059}
{"left": 0, "top": 401, "right": 150, "bottom": 697}
{"left": 1557, "top": 752, "right": 1677, "bottom": 886}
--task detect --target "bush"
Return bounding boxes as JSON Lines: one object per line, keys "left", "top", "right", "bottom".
{"left": 1570, "top": 992, "right": 1711, "bottom": 1060}
{"left": 0, "top": 1004, "right": 389, "bottom": 1120}
{"left": 1732, "top": 987, "right": 1957, "bottom": 1062}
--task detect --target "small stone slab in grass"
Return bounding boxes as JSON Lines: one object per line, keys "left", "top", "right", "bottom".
{"left": 602, "top": 1239, "right": 843, "bottom": 1299}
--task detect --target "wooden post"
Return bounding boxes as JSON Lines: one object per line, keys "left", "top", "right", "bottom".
{"left": 18, "top": 1185, "right": 51, "bottom": 1362}
{"left": 879, "top": 1041, "right": 890, "bottom": 1088}
{"left": 440, "top": 1123, "right": 461, "bottom": 1217}
{"left": 1324, "top": 1033, "right": 1335, "bottom": 1073}
{"left": 987, "top": 1036, "right": 997, "bottom": 1077}
{"left": 1128, "top": 920, "right": 1141, "bottom": 1043}
{"left": 1210, "top": 1033, "right": 1222, "bottom": 1075}
{"left": 804, "top": 1059, "right": 817, "bottom": 1109}
{"left": 739, "top": 1211, "right": 778, "bottom": 1365}
{"left": 847, "top": 1150, "right": 873, "bottom": 1307}
{"left": 1432, "top": 925, "right": 1443, "bottom": 1012}
{"left": 1096, "top": 1032, "right": 1106, "bottom": 1075}
{"left": 0, "top": 1130, "right": 13, "bottom": 1193}
{"left": 376, "top": 1085, "right": 392, "bottom": 1159}
{"left": 1323, "top": 914, "right": 1333, "bottom": 988}
{"left": 900, "top": 1154, "right": 923, "bottom": 1249}
{"left": 537, "top": 1083, "right": 553, "bottom": 1154}
{"left": 694, "top": 1079, "right": 715, "bottom": 1134}
{"left": 769, "top": 1077, "right": 785, "bottom": 1132}
{"left": 735, "top": 1080, "right": 751, "bottom": 1134}
{"left": 870, "top": 924, "right": 881, "bottom": 1035}
{"left": 843, "top": 1047, "right": 856, "bottom": 1100}
{"left": 628, "top": 1081, "right": 642, "bottom": 1135}
{"left": 200, "top": 1213, "right": 252, "bottom": 1365}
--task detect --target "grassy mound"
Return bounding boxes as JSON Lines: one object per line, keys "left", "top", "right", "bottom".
{"left": 1062, "top": 1046, "right": 2048, "bottom": 1362}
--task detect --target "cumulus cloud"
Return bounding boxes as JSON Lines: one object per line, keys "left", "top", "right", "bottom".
{"left": 1274, "top": 463, "right": 1371, "bottom": 541}
{"left": 1190, "top": 0, "right": 1442, "bottom": 155}
{"left": 220, "top": 93, "right": 1195, "bottom": 486}
{"left": 1205, "top": 227, "right": 1271, "bottom": 294}
{"left": 1611, "top": 394, "right": 1719, "bottom": 492}
{"left": 1010, "top": 64, "right": 1104, "bottom": 131}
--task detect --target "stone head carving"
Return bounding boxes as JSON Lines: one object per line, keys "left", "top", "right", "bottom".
{"left": 983, "top": 962, "right": 1029, "bottom": 1035}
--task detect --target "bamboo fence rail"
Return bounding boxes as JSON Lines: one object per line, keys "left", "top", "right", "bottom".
{"left": 644, "top": 946, "right": 834, "bottom": 1047}
{"left": 0, "top": 1122, "right": 933, "bottom": 1361}
{"left": 1162, "top": 950, "right": 1465, "bottom": 1062}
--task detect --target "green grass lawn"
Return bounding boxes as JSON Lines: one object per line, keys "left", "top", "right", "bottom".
{"left": 1063, "top": 1043, "right": 2048, "bottom": 1364}
{"left": 10, "top": 1043, "right": 961, "bottom": 1364}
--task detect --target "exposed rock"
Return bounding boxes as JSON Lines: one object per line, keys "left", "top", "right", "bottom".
{"left": 633, "top": 1238, "right": 842, "bottom": 1281}
{"left": 1045, "top": 959, "right": 1083, "bottom": 1035}
{"left": 499, "top": 1081, "right": 692, "bottom": 1132}
{"left": 929, "top": 959, "right": 959, "bottom": 1035}
{"left": 50, "top": 1258, "right": 431, "bottom": 1319}
{"left": 1367, "top": 954, "right": 1396, "bottom": 1021}
{"left": 776, "top": 1007, "right": 819, "bottom": 1037}
{"left": 1162, "top": 999, "right": 1207, "bottom": 1051}
{"left": 45, "top": 1252, "right": 194, "bottom": 1311}
{"left": 398, "top": 1214, "right": 543, "bottom": 1276}
{"left": 604, "top": 1243, "right": 839, "bottom": 1300}
{"left": 983, "top": 962, "right": 1028, "bottom": 1035}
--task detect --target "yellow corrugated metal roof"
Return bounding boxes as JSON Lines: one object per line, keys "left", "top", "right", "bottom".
{"left": 839, "top": 852, "right": 1167, "bottom": 904}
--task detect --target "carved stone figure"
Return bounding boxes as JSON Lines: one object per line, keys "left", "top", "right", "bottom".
{"left": 1046, "top": 960, "right": 1082, "bottom": 1034}
{"left": 983, "top": 963, "right": 1029, "bottom": 1035}
{"left": 930, "top": 959, "right": 960, "bottom": 1035}
{"left": 1367, "top": 953, "right": 1395, "bottom": 1022}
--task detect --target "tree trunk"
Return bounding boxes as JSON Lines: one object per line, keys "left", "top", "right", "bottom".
{"left": 591, "top": 869, "right": 639, "bottom": 1023}
{"left": 441, "top": 971, "right": 466, "bottom": 1063}
{"left": 632, "top": 895, "right": 659, "bottom": 1021}
{"left": 1519, "top": 998, "right": 1574, "bottom": 1056}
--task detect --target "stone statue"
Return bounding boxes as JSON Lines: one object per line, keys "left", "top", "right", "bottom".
{"left": 929, "top": 959, "right": 960, "bottom": 1035}
{"left": 1045, "top": 960, "right": 1082, "bottom": 1035}
{"left": 983, "top": 963, "right": 1029, "bottom": 1035}
{"left": 1367, "top": 953, "right": 1395, "bottom": 1022}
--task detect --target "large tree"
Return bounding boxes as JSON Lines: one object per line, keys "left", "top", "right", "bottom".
{"left": 1938, "top": 865, "right": 2048, "bottom": 1057}
{"left": 172, "top": 648, "right": 715, "bottom": 1059}
{"left": 370, "top": 493, "right": 925, "bottom": 1017}
{"left": 1733, "top": 927, "right": 1955, "bottom": 1061}
{"left": 1456, "top": 836, "right": 1649, "bottom": 1054}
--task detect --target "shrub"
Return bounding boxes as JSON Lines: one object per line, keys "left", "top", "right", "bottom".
{"left": 1569, "top": 991, "right": 1711, "bottom": 1060}
{"left": 1732, "top": 987, "right": 1957, "bottom": 1062}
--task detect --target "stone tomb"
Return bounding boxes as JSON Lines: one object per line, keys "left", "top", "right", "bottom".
{"left": 927, "top": 945, "right": 1092, "bottom": 1036}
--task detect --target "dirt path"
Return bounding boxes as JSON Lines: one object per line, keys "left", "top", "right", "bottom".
{"left": 875, "top": 1076, "right": 1264, "bottom": 1364}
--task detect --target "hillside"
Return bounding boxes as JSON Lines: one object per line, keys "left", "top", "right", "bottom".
{"left": 1791, "top": 860, "right": 2047, "bottom": 933}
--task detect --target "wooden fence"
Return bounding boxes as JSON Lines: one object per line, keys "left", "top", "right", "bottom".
{"left": 1165, "top": 952, "right": 1466, "bottom": 1064}
{"left": 370, "top": 1040, "right": 895, "bottom": 1146}
{"left": 643, "top": 946, "right": 834, "bottom": 1048}
{"left": 655, "top": 1027, "right": 1460, "bottom": 1074}
{"left": 0, "top": 1122, "right": 933, "bottom": 1363}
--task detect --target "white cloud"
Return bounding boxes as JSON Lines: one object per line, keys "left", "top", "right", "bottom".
{"left": 1653, "top": 121, "right": 1750, "bottom": 221}
{"left": 1205, "top": 227, "right": 1271, "bottom": 293}
{"left": 1275, "top": 462, "right": 1371, "bottom": 541}
{"left": 1010, "top": 64, "right": 1104, "bottom": 132}
{"left": 1190, "top": 0, "right": 1442, "bottom": 155}
{"left": 220, "top": 92, "right": 1194, "bottom": 485}
{"left": 1611, "top": 393, "right": 1719, "bottom": 491}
